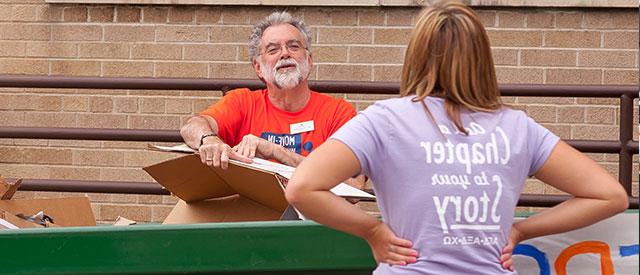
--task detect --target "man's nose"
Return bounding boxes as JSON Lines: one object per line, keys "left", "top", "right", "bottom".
{"left": 279, "top": 45, "right": 291, "bottom": 59}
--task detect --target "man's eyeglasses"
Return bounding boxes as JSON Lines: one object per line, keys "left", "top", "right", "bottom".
{"left": 259, "top": 40, "right": 307, "bottom": 56}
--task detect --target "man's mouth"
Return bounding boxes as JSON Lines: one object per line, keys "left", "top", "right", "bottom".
{"left": 276, "top": 64, "right": 296, "bottom": 71}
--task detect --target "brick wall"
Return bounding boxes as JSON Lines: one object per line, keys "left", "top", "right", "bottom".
{"left": 0, "top": 1, "right": 637, "bottom": 223}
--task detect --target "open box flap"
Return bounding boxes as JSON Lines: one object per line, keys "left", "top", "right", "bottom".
{"left": 143, "top": 154, "right": 236, "bottom": 202}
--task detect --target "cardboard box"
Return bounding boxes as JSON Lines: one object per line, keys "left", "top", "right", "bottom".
{"left": 0, "top": 176, "right": 96, "bottom": 228}
{"left": 0, "top": 210, "right": 44, "bottom": 229}
{"left": 0, "top": 197, "right": 96, "bottom": 227}
{"left": 143, "top": 149, "right": 375, "bottom": 224}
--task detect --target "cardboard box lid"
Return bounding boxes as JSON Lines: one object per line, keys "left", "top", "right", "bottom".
{"left": 0, "top": 197, "right": 95, "bottom": 227}
{"left": 144, "top": 154, "right": 288, "bottom": 213}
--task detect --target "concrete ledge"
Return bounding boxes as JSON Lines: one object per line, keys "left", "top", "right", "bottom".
{"left": 44, "top": 0, "right": 639, "bottom": 8}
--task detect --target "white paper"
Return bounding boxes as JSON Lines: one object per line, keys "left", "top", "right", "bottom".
{"left": 148, "top": 143, "right": 195, "bottom": 153}
{"left": 231, "top": 158, "right": 375, "bottom": 199}
{"left": 0, "top": 218, "right": 19, "bottom": 229}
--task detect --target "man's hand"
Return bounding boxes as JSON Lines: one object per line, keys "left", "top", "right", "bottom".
{"left": 364, "top": 221, "right": 418, "bottom": 266}
{"left": 199, "top": 136, "right": 251, "bottom": 169}
{"left": 233, "top": 134, "right": 275, "bottom": 159}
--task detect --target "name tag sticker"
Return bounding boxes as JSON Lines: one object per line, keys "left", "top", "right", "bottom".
{"left": 290, "top": 120, "right": 314, "bottom": 134}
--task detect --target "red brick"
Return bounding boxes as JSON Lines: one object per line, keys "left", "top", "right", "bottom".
{"left": 211, "top": 26, "right": 252, "bottom": 43}
{"left": 318, "top": 28, "right": 372, "bottom": 44}
{"left": 373, "top": 28, "right": 411, "bottom": 45}
{"left": 129, "top": 115, "right": 181, "bottom": 130}
{"left": 546, "top": 69, "right": 601, "bottom": 85}
{"left": 63, "top": 6, "right": 87, "bottom": 22}
{"left": 73, "top": 149, "right": 124, "bottom": 167}
{"left": 23, "top": 148, "right": 72, "bottom": 165}
{"left": 184, "top": 45, "right": 237, "bottom": 61}
{"left": 497, "top": 11, "right": 525, "bottom": 28}
{"left": 526, "top": 12, "right": 554, "bottom": 28}
{"left": 156, "top": 26, "right": 208, "bottom": 42}
{"left": 116, "top": 6, "right": 141, "bottom": 23}
{"left": 0, "top": 147, "right": 22, "bottom": 163}
{"left": 603, "top": 31, "right": 639, "bottom": 49}
{"left": 521, "top": 49, "right": 577, "bottom": 66}
{"left": 350, "top": 46, "right": 404, "bottom": 64}
{"left": 318, "top": 64, "right": 371, "bottom": 81}
{"left": 495, "top": 67, "right": 543, "bottom": 84}
{"left": 105, "top": 26, "right": 155, "bottom": 42}
{"left": 24, "top": 112, "right": 75, "bottom": 127}
{"left": 584, "top": 10, "right": 638, "bottom": 30}
{"left": 51, "top": 60, "right": 101, "bottom": 77}
{"left": 140, "top": 98, "right": 166, "bottom": 114}
{"left": 78, "top": 43, "right": 129, "bottom": 59}
{"left": 168, "top": 6, "right": 194, "bottom": 23}
{"left": 578, "top": 50, "right": 636, "bottom": 68}
{"left": 131, "top": 44, "right": 182, "bottom": 60}
{"left": 373, "top": 65, "right": 402, "bottom": 82}
{"left": 488, "top": 30, "right": 542, "bottom": 47}
{"left": 52, "top": 25, "right": 101, "bottom": 41}
{"left": 77, "top": 114, "right": 127, "bottom": 128}
{"left": 156, "top": 62, "right": 208, "bottom": 78}
{"left": 604, "top": 70, "right": 638, "bottom": 85}
{"left": 152, "top": 205, "right": 174, "bottom": 222}
{"left": 195, "top": 7, "right": 221, "bottom": 24}
{"left": 358, "top": 9, "right": 385, "bottom": 26}
{"left": 556, "top": 12, "right": 582, "bottom": 28}
{"left": 0, "top": 24, "right": 51, "bottom": 41}
{"left": 544, "top": 31, "right": 600, "bottom": 48}
{"left": 100, "top": 204, "right": 151, "bottom": 222}
{"left": 88, "top": 7, "right": 114, "bottom": 23}
{"left": 89, "top": 97, "right": 113, "bottom": 113}
{"left": 142, "top": 7, "right": 168, "bottom": 23}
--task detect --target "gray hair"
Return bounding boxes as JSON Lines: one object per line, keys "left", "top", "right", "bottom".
{"left": 248, "top": 11, "right": 312, "bottom": 62}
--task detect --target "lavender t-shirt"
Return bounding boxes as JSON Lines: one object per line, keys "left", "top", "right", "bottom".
{"left": 331, "top": 96, "right": 559, "bottom": 275}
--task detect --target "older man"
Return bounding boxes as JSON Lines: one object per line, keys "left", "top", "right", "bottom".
{"left": 181, "top": 11, "right": 357, "bottom": 172}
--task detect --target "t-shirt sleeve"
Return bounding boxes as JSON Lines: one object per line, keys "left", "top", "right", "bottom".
{"left": 526, "top": 116, "right": 560, "bottom": 176}
{"left": 326, "top": 99, "right": 357, "bottom": 137}
{"left": 329, "top": 102, "right": 388, "bottom": 177}
{"left": 199, "top": 88, "right": 249, "bottom": 145}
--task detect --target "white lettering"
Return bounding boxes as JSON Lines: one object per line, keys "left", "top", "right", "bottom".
{"left": 433, "top": 196, "right": 450, "bottom": 234}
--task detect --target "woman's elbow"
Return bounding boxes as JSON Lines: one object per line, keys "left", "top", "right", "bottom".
{"left": 612, "top": 188, "right": 629, "bottom": 213}
{"left": 606, "top": 184, "right": 629, "bottom": 214}
{"left": 285, "top": 181, "right": 306, "bottom": 206}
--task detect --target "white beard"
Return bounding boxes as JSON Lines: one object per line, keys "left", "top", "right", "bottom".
{"left": 262, "top": 56, "right": 310, "bottom": 89}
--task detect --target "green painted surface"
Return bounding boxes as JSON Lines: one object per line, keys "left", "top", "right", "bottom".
{"left": 0, "top": 220, "right": 375, "bottom": 274}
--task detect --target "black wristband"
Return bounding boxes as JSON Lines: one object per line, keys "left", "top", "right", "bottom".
{"left": 199, "top": 133, "right": 217, "bottom": 147}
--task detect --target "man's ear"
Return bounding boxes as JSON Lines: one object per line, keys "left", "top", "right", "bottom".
{"left": 307, "top": 51, "right": 313, "bottom": 68}
{"left": 252, "top": 59, "right": 263, "bottom": 79}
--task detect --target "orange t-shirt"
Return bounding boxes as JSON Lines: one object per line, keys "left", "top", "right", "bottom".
{"left": 200, "top": 88, "right": 356, "bottom": 156}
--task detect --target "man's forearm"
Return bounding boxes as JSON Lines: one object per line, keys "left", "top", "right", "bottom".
{"left": 180, "top": 116, "right": 218, "bottom": 149}
{"left": 270, "top": 144, "right": 305, "bottom": 167}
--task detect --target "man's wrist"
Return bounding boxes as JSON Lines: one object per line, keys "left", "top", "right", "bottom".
{"left": 199, "top": 132, "right": 217, "bottom": 147}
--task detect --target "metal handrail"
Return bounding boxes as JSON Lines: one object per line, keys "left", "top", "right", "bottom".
{"left": 0, "top": 75, "right": 637, "bottom": 208}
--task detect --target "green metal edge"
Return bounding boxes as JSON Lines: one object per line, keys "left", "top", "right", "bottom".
{"left": 0, "top": 220, "right": 375, "bottom": 274}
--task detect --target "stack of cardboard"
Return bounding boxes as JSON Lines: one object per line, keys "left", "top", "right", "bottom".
{"left": 0, "top": 176, "right": 96, "bottom": 229}
{"left": 144, "top": 145, "right": 376, "bottom": 224}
